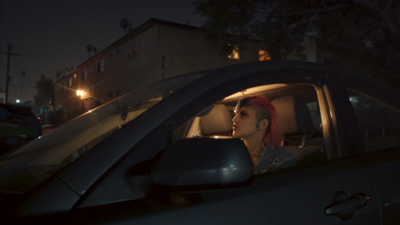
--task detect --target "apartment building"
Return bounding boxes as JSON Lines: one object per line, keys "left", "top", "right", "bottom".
{"left": 53, "top": 18, "right": 285, "bottom": 122}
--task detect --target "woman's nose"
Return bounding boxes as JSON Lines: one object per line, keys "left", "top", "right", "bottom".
{"left": 232, "top": 115, "right": 238, "bottom": 123}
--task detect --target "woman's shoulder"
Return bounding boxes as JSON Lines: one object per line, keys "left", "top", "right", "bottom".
{"left": 275, "top": 146, "right": 296, "bottom": 160}
{"left": 270, "top": 146, "right": 297, "bottom": 166}
{"left": 254, "top": 146, "right": 297, "bottom": 174}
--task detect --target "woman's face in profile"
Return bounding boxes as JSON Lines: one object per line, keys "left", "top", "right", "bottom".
{"left": 232, "top": 106, "right": 259, "bottom": 139}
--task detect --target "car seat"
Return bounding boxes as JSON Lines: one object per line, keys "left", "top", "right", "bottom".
{"left": 272, "top": 95, "right": 326, "bottom": 165}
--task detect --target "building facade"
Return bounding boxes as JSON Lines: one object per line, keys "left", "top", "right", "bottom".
{"left": 54, "top": 18, "right": 311, "bottom": 123}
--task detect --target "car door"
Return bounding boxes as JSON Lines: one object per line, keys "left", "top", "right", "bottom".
{"left": 120, "top": 74, "right": 379, "bottom": 225}
{"left": 340, "top": 75, "right": 400, "bottom": 224}
{"left": 64, "top": 67, "right": 381, "bottom": 225}
{"left": 148, "top": 157, "right": 376, "bottom": 225}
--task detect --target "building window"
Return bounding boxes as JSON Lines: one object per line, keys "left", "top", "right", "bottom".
{"left": 82, "top": 70, "right": 88, "bottom": 80}
{"left": 69, "top": 77, "right": 72, "bottom": 87}
{"left": 129, "top": 40, "right": 142, "bottom": 58}
{"left": 259, "top": 50, "right": 271, "bottom": 61}
{"left": 126, "top": 51, "right": 133, "bottom": 58}
{"left": 62, "top": 80, "right": 66, "bottom": 92}
{"left": 97, "top": 60, "right": 104, "bottom": 73}
{"left": 73, "top": 73, "right": 77, "bottom": 79}
{"left": 227, "top": 44, "right": 240, "bottom": 60}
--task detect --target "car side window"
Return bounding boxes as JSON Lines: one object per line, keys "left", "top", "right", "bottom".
{"left": 347, "top": 89, "right": 400, "bottom": 152}
{"left": 172, "top": 83, "right": 330, "bottom": 173}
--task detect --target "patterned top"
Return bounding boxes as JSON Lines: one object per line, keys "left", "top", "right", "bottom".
{"left": 254, "top": 145, "right": 297, "bottom": 174}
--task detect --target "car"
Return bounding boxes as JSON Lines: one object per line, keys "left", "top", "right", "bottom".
{"left": 0, "top": 103, "right": 42, "bottom": 155}
{"left": 0, "top": 61, "right": 399, "bottom": 224}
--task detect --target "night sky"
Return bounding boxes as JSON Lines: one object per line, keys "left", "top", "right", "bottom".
{"left": 0, "top": 0, "right": 205, "bottom": 104}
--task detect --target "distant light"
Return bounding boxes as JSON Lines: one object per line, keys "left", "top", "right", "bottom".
{"left": 349, "top": 97, "right": 358, "bottom": 103}
{"left": 259, "top": 50, "right": 271, "bottom": 61}
{"left": 227, "top": 44, "right": 240, "bottom": 60}
{"left": 16, "top": 99, "right": 21, "bottom": 103}
{"left": 76, "top": 89, "right": 89, "bottom": 99}
{"left": 76, "top": 90, "right": 83, "bottom": 96}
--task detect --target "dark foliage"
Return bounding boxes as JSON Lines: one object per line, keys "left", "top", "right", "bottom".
{"left": 194, "top": 0, "right": 400, "bottom": 87}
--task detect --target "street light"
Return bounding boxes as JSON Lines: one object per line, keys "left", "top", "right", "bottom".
{"left": 76, "top": 89, "right": 89, "bottom": 100}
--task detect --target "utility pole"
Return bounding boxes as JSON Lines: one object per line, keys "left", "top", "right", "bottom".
{"left": 1, "top": 44, "right": 22, "bottom": 104}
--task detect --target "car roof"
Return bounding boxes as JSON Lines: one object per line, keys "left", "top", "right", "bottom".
{"left": 0, "top": 103, "right": 35, "bottom": 117}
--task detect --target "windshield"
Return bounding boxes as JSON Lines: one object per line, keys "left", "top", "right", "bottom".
{"left": 0, "top": 72, "right": 205, "bottom": 193}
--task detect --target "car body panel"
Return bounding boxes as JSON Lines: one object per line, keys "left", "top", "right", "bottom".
{"left": 65, "top": 156, "right": 379, "bottom": 225}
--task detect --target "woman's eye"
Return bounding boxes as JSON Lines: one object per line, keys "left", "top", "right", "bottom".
{"left": 240, "top": 112, "right": 249, "bottom": 117}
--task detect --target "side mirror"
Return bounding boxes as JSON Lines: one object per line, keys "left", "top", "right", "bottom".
{"left": 150, "top": 138, "right": 252, "bottom": 190}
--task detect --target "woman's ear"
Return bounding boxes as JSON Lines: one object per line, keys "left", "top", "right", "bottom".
{"left": 257, "top": 119, "right": 269, "bottom": 130}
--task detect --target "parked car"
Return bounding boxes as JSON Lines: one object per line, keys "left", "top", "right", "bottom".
{"left": 0, "top": 103, "right": 42, "bottom": 155}
{"left": 0, "top": 61, "right": 400, "bottom": 224}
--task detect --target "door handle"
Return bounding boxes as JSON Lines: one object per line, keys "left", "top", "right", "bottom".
{"left": 324, "top": 191, "right": 370, "bottom": 220}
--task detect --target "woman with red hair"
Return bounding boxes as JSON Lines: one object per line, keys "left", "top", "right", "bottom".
{"left": 232, "top": 95, "right": 296, "bottom": 173}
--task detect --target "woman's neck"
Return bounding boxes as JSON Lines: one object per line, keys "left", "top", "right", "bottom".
{"left": 245, "top": 141, "right": 264, "bottom": 155}
{"left": 244, "top": 137, "right": 265, "bottom": 164}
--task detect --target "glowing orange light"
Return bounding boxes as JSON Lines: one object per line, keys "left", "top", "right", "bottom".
{"left": 76, "top": 89, "right": 88, "bottom": 99}
{"left": 259, "top": 50, "right": 271, "bottom": 61}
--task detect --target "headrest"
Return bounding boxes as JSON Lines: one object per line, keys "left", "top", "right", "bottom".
{"left": 272, "top": 95, "right": 313, "bottom": 135}
{"left": 200, "top": 104, "right": 233, "bottom": 135}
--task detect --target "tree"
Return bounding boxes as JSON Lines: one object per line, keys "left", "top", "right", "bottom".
{"left": 194, "top": 0, "right": 400, "bottom": 86}
{"left": 33, "top": 74, "right": 54, "bottom": 111}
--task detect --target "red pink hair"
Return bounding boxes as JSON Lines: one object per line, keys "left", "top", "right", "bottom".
{"left": 235, "top": 95, "right": 282, "bottom": 148}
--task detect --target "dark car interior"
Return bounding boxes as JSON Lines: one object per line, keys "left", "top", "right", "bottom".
{"left": 347, "top": 89, "right": 400, "bottom": 152}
